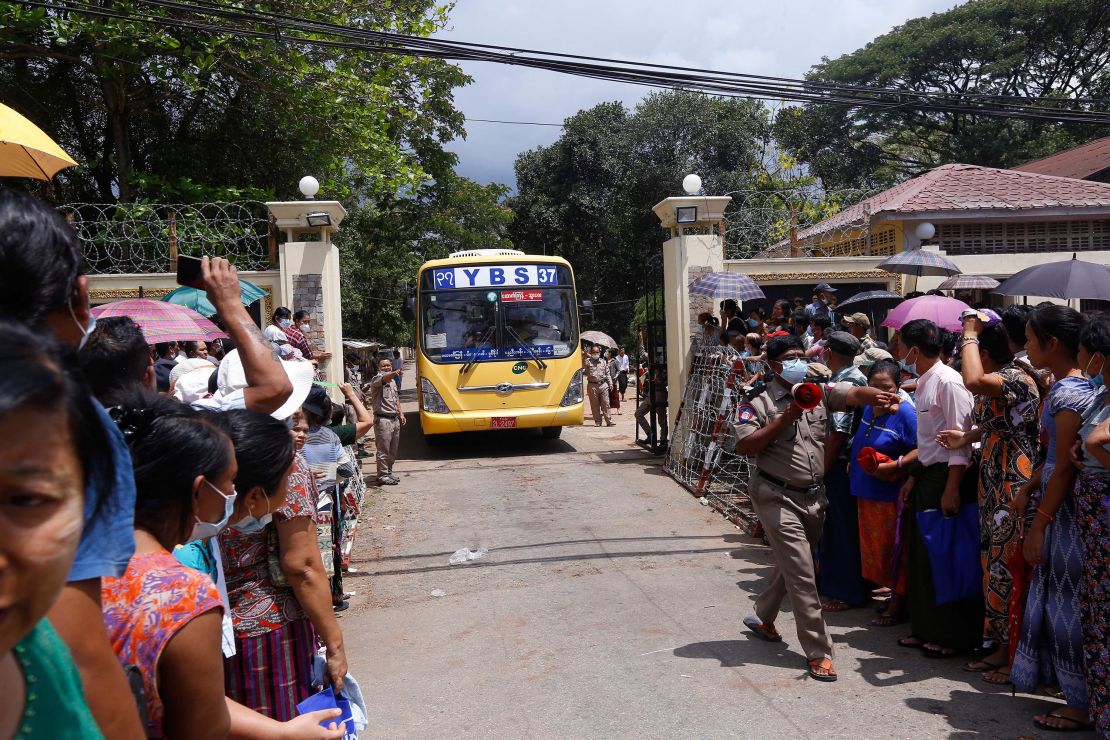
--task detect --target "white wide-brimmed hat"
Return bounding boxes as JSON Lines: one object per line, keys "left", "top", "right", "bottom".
{"left": 214, "top": 349, "right": 315, "bottom": 419}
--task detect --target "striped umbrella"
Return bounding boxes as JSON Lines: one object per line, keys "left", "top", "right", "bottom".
{"left": 937, "top": 274, "right": 999, "bottom": 290}
{"left": 92, "top": 299, "right": 228, "bottom": 343}
{"left": 688, "top": 271, "right": 765, "bottom": 301}
{"left": 877, "top": 249, "right": 961, "bottom": 277}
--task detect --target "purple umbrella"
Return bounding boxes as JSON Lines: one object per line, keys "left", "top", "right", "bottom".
{"left": 881, "top": 295, "right": 969, "bottom": 333}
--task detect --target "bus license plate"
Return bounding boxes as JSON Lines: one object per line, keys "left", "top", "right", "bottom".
{"left": 491, "top": 417, "right": 517, "bottom": 429}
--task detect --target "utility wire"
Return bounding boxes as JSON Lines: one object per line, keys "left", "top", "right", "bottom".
{"left": 26, "top": 0, "right": 1110, "bottom": 124}
{"left": 466, "top": 118, "right": 564, "bottom": 127}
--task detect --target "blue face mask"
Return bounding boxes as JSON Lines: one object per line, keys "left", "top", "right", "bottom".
{"left": 747, "top": 319, "right": 759, "bottom": 329}
{"left": 233, "top": 495, "right": 274, "bottom": 534}
{"left": 778, "top": 358, "right": 809, "bottom": 385}
{"left": 279, "top": 318, "right": 293, "bottom": 328}
{"left": 1084, "top": 355, "right": 1104, "bottom": 389}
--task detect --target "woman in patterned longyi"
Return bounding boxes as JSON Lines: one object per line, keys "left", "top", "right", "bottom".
{"left": 937, "top": 320, "right": 1041, "bottom": 685}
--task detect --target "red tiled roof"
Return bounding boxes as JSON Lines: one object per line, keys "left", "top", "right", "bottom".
{"left": 1013, "top": 136, "right": 1110, "bottom": 179}
{"left": 791, "top": 163, "right": 1110, "bottom": 241}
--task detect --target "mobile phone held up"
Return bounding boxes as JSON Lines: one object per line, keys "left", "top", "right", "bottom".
{"left": 176, "top": 254, "right": 205, "bottom": 290}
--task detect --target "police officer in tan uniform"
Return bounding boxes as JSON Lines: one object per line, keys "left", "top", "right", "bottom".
{"left": 584, "top": 345, "right": 615, "bottom": 426}
{"left": 733, "top": 334, "right": 896, "bottom": 682}
{"left": 368, "top": 356, "right": 406, "bottom": 485}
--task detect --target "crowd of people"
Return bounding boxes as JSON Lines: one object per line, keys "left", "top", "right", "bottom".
{"left": 685, "top": 283, "right": 1109, "bottom": 734}
{"left": 0, "top": 186, "right": 405, "bottom": 738}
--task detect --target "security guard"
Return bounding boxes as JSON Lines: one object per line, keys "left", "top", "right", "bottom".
{"left": 368, "top": 356, "right": 406, "bottom": 485}
{"left": 584, "top": 345, "right": 615, "bottom": 426}
{"left": 733, "top": 334, "right": 895, "bottom": 682}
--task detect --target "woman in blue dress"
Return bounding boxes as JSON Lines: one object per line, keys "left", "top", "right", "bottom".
{"left": 848, "top": 360, "right": 918, "bottom": 625}
{"left": 1011, "top": 305, "right": 1097, "bottom": 733}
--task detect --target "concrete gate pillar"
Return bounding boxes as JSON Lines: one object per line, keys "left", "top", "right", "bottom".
{"left": 652, "top": 195, "right": 731, "bottom": 431}
{"left": 266, "top": 199, "right": 347, "bottom": 388}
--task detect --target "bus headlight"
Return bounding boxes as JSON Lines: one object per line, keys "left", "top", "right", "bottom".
{"left": 560, "top": 369, "right": 584, "bottom": 406}
{"left": 421, "top": 377, "right": 450, "bottom": 413}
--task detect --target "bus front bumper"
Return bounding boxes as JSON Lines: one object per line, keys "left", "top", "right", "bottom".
{"left": 420, "top": 403, "right": 585, "bottom": 435}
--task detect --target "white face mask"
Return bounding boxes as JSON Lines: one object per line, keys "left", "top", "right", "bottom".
{"left": 190, "top": 479, "right": 237, "bottom": 541}
{"left": 69, "top": 297, "right": 96, "bottom": 351}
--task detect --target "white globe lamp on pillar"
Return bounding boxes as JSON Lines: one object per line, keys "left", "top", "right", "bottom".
{"left": 915, "top": 221, "right": 936, "bottom": 242}
{"left": 682, "top": 173, "right": 702, "bottom": 196}
{"left": 298, "top": 175, "right": 320, "bottom": 200}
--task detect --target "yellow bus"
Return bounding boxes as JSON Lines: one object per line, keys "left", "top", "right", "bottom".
{"left": 413, "top": 249, "right": 585, "bottom": 438}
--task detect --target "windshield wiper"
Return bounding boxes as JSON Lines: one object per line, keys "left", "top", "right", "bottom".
{"left": 504, "top": 325, "right": 548, "bottom": 370}
{"left": 460, "top": 326, "right": 496, "bottom": 374}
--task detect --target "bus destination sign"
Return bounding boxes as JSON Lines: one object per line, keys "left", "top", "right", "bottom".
{"left": 431, "top": 264, "right": 559, "bottom": 290}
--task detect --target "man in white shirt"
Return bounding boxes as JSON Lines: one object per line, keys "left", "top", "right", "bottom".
{"left": 616, "top": 346, "right": 631, "bottom": 401}
{"left": 897, "top": 319, "right": 983, "bottom": 659}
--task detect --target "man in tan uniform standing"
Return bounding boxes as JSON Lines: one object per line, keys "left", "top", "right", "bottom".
{"left": 368, "top": 356, "right": 406, "bottom": 485}
{"left": 584, "top": 345, "right": 616, "bottom": 426}
{"left": 733, "top": 334, "right": 895, "bottom": 682}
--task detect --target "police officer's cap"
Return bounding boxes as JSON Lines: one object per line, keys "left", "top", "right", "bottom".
{"left": 825, "top": 330, "right": 861, "bottom": 358}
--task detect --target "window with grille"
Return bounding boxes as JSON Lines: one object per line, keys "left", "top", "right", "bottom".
{"left": 938, "top": 220, "right": 1110, "bottom": 255}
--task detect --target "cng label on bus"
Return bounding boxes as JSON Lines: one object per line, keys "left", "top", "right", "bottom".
{"left": 512, "top": 361, "right": 528, "bottom": 374}
{"left": 501, "top": 290, "right": 543, "bottom": 302}
{"left": 431, "top": 264, "right": 559, "bottom": 289}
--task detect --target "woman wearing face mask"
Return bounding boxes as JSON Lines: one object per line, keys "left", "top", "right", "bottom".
{"left": 100, "top": 396, "right": 239, "bottom": 738}
{"left": 264, "top": 308, "right": 295, "bottom": 352}
{"left": 105, "top": 399, "right": 345, "bottom": 738}
{"left": 214, "top": 409, "right": 349, "bottom": 722}
{"left": 1009, "top": 305, "right": 1097, "bottom": 733}
{"left": 935, "top": 319, "right": 1041, "bottom": 684}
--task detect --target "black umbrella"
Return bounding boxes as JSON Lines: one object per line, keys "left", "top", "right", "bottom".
{"left": 836, "top": 290, "right": 904, "bottom": 312}
{"left": 994, "top": 253, "right": 1110, "bottom": 300}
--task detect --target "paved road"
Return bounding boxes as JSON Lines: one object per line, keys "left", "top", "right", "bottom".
{"left": 340, "top": 391, "right": 1084, "bottom": 739}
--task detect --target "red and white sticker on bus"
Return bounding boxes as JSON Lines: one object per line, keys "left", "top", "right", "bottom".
{"left": 501, "top": 290, "right": 543, "bottom": 302}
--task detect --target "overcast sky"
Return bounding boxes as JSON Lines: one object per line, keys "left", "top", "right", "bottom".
{"left": 437, "top": 0, "right": 961, "bottom": 189}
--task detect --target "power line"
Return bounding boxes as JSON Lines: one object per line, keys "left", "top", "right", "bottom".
{"left": 26, "top": 0, "right": 1110, "bottom": 124}
{"left": 466, "top": 118, "right": 564, "bottom": 127}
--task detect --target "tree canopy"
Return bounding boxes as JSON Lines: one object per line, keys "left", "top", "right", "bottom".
{"left": 337, "top": 173, "right": 513, "bottom": 342}
{"left": 775, "top": 0, "right": 1110, "bottom": 189}
{"left": 0, "top": 0, "right": 468, "bottom": 202}
{"left": 509, "top": 90, "right": 772, "bottom": 339}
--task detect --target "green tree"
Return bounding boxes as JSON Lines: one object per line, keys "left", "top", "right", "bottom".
{"left": 0, "top": 1, "right": 467, "bottom": 202}
{"left": 775, "top": 0, "right": 1110, "bottom": 190}
{"left": 509, "top": 90, "right": 772, "bottom": 336}
{"left": 337, "top": 173, "right": 513, "bottom": 342}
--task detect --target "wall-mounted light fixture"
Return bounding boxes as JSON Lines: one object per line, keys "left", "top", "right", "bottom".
{"left": 305, "top": 211, "right": 332, "bottom": 227}
{"left": 675, "top": 206, "right": 698, "bottom": 224}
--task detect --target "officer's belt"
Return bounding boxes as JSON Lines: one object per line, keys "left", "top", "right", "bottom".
{"left": 375, "top": 413, "right": 399, "bottom": 419}
{"left": 756, "top": 471, "right": 820, "bottom": 495}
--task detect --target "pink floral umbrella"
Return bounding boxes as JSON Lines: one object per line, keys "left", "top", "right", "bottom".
{"left": 880, "top": 295, "right": 969, "bottom": 333}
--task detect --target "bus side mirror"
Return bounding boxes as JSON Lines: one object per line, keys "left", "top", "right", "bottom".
{"left": 401, "top": 296, "right": 416, "bottom": 321}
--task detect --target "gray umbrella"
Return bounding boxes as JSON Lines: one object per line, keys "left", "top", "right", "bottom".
{"left": 836, "top": 289, "right": 904, "bottom": 312}
{"left": 994, "top": 253, "right": 1110, "bottom": 300}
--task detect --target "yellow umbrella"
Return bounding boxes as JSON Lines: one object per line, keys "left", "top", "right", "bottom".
{"left": 0, "top": 102, "right": 78, "bottom": 180}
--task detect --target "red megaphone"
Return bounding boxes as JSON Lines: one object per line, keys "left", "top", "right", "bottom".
{"left": 791, "top": 382, "right": 823, "bottom": 410}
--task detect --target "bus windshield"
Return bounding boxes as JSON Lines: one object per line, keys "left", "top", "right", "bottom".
{"left": 420, "top": 287, "right": 579, "bottom": 364}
